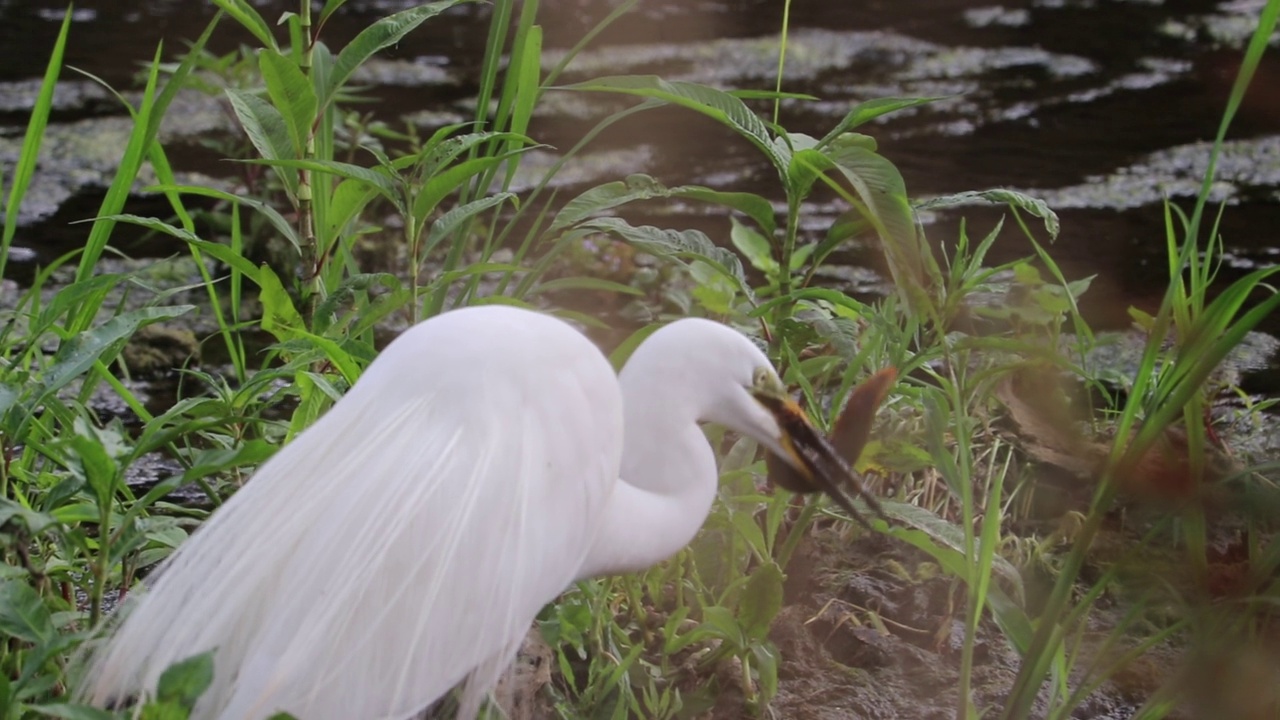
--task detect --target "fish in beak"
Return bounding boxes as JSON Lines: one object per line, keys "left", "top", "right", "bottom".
{"left": 753, "top": 369, "right": 897, "bottom": 531}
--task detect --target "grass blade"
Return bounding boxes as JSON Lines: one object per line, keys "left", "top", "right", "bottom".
{"left": 1, "top": 6, "right": 72, "bottom": 282}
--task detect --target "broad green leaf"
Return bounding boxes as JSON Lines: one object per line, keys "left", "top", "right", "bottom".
{"left": 259, "top": 49, "right": 318, "bottom": 156}
{"left": 37, "top": 306, "right": 193, "bottom": 405}
{"left": 786, "top": 146, "right": 833, "bottom": 202}
{"left": 324, "top": 178, "right": 380, "bottom": 250}
{"left": 673, "top": 187, "right": 777, "bottom": 238}
{"left": 689, "top": 260, "right": 739, "bottom": 314}
{"left": 732, "top": 213, "right": 778, "bottom": 272}
{"left": 880, "top": 500, "right": 1024, "bottom": 602}
{"left": 750, "top": 288, "right": 866, "bottom": 318}
{"left": 319, "top": 0, "right": 352, "bottom": 24}
{"left": 324, "top": 1, "right": 476, "bottom": 108}
{"left": 563, "top": 76, "right": 787, "bottom": 174}
{"left": 258, "top": 265, "right": 305, "bottom": 343}
{"left": 729, "top": 89, "right": 817, "bottom": 101}
{"left": 0, "top": 580, "right": 54, "bottom": 644}
{"left": 916, "top": 188, "right": 1060, "bottom": 240}
{"left": 211, "top": 0, "right": 276, "bottom": 49}
{"left": 225, "top": 88, "right": 299, "bottom": 198}
{"left": 98, "top": 214, "right": 264, "bottom": 281}
{"left": 752, "top": 642, "right": 780, "bottom": 700}
{"left": 550, "top": 174, "right": 776, "bottom": 237}
{"left": 259, "top": 268, "right": 362, "bottom": 383}
{"left": 790, "top": 241, "right": 815, "bottom": 271}
{"left": 823, "top": 137, "right": 935, "bottom": 315}
{"left": 143, "top": 184, "right": 300, "bottom": 252}
{"left": 549, "top": 174, "right": 674, "bottom": 232}
{"left": 0, "top": 383, "right": 19, "bottom": 420}
{"left": 727, "top": 505, "right": 769, "bottom": 559}
{"left": 156, "top": 651, "right": 215, "bottom": 707}
{"left": 411, "top": 153, "right": 523, "bottom": 220}
{"left": 313, "top": 273, "right": 401, "bottom": 335}
{"left": 396, "top": 130, "right": 518, "bottom": 173}
{"left": 241, "top": 157, "right": 399, "bottom": 203}
{"left": 577, "top": 217, "right": 748, "bottom": 297}
{"left": 29, "top": 704, "right": 116, "bottom": 720}
{"left": 31, "top": 275, "right": 119, "bottom": 332}
{"left": 818, "top": 97, "right": 943, "bottom": 147}
{"left": 71, "top": 425, "right": 121, "bottom": 507}
{"left": 0, "top": 499, "right": 57, "bottom": 535}
{"left": 310, "top": 38, "right": 334, "bottom": 106}
{"left": 698, "top": 605, "right": 747, "bottom": 649}
{"left": 421, "top": 193, "right": 516, "bottom": 256}
{"left": 530, "top": 276, "right": 644, "bottom": 298}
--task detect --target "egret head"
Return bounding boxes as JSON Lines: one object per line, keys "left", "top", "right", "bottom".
{"left": 681, "top": 328, "right": 888, "bottom": 530}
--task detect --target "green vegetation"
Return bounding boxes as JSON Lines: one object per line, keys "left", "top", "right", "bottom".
{"left": 0, "top": 0, "right": 1278, "bottom": 718}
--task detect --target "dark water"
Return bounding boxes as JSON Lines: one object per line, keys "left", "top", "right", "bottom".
{"left": 2, "top": 0, "right": 1278, "bottom": 338}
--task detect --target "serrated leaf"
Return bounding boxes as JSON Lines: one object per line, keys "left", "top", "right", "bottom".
{"left": 823, "top": 138, "right": 935, "bottom": 315}
{"left": 411, "top": 154, "right": 520, "bottom": 220}
{"left": 324, "top": 1, "right": 476, "bottom": 108}
{"left": 400, "top": 130, "right": 516, "bottom": 173}
{"left": 421, "top": 193, "right": 516, "bottom": 256}
{"left": 146, "top": 184, "right": 300, "bottom": 252}
{"left": 259, "top": 49, "right": 317, "bottom": 156}
{"left": 225, "top": 88, "right": 298, "bottom": 198}
{"left": 100, "top": 213, "right": 265, "bottom": 279}
{"left": 577, "top": 217, "right": 748, "bottom": 296}
{"left": 241, "top": 158, "right": 398, "bottom": 203}
{"left": 36, "top": 306, "right": 193, "bottom": 405}
{"left": 258, "top": 265, "right": 304, "bottom": 342}
{"left": 818, "top": 96, "right": 943, "bottom": 147}
{"left": 916, "top": 188, "right": 1060, "bottom": 240}
{"left": 563, "top": 76, "right": 787, "bottom": 175}
{"left": 323, "top": 178, "right": 380, "bottom": 250}
{"left": 550, "top": 174, "right": 777, "bottom": 238}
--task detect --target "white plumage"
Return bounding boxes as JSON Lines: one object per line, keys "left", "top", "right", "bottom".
{"left": 81, "top": 305, "right": 839, "bottom": 719}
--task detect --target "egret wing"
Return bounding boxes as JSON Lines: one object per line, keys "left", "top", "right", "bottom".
{"left": 84, "top": 309, "right": 623, "bottom": 720}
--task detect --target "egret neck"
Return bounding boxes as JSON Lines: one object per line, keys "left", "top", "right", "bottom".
{"left": 577, "top": 350, "right": 723, "bottom": 579}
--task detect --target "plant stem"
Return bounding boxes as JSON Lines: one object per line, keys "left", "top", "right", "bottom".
{"left": 297, "top": 0, "right": 319, "bottom": 317}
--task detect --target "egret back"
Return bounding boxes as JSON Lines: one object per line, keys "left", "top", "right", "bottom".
{"left": 81, "top": 307, "right": 624, "bottom": 720}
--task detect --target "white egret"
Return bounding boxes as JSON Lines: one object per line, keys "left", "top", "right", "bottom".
{"left": 81, "top": 305, "right": 884, "bottom": 720}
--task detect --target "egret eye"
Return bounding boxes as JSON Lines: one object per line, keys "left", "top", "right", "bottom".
{"left": 751, "top": 366, "right": 783, "bottom": 394}
{"left": 751, "top": 366, "right": 770, "bottom": 388}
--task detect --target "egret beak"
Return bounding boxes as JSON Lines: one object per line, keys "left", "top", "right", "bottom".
{"left": 750, "top": 374, "right": 893, "bottom": 532}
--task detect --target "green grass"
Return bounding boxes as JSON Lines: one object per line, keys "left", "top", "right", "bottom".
{"left": 0, "top": 0, "right": 1277, "bottom": 718}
